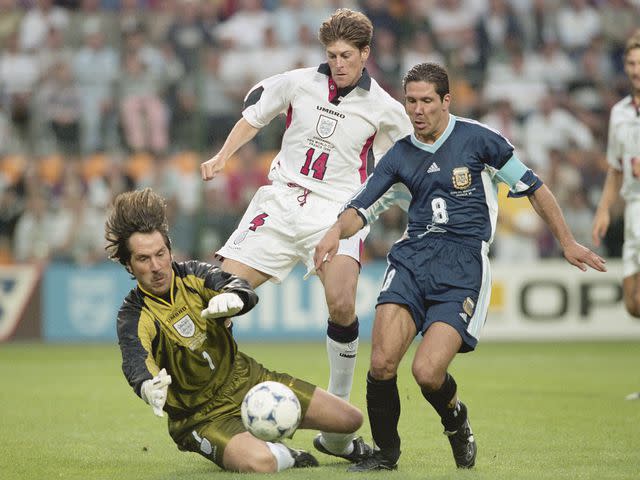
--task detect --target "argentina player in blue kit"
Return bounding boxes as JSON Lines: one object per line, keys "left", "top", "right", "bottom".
{"left": 314, "top": 63, "right": 607, "bottom": 472}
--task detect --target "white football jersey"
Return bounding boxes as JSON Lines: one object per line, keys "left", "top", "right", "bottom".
{"left": 242, "top": 64, "right": 413, "bottom": 202}
{"left": 607, "top": 95, "right": 640, "bottom": 201}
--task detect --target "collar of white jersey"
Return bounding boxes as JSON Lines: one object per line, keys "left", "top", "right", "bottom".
{"left": 410, "top": 114, "right": 456, "bottom": 153}
{"left": 317, "top": 63, "right": 372, "bottom": 91}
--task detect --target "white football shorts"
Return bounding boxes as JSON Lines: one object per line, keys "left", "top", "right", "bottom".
{"left": 623, "top": 199, "right": 640, "bottom": 278}
{"left": 217, "top": 182, "right": 369, "bottom": 283}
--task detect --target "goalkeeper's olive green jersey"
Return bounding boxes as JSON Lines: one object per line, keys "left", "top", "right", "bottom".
{"left": 117, "top": 260, "right": 258, "bottom": 419}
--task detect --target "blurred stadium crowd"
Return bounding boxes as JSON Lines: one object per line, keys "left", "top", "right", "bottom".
{"left": 0, "top": 0, "right": 637, "bottom": 265}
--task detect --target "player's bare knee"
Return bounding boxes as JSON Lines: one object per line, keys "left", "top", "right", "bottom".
{"left": 342, "top": 405, "right": 364, "bottom": 432}
{"left": 369, "top": 354, "right": 397, "bottom": 380}
{"left": 327, "top": 297, "right": 356, "bottom": 326}
{"left": 238, "top": 448, "right": 278, "bottom": 473}
{"left": 412, "top": 364, "right": 443, "bottom": 391}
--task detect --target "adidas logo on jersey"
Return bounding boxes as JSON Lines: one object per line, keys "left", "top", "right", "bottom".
{"left": 427, "top": 162, "right": 440, "bottom": 173}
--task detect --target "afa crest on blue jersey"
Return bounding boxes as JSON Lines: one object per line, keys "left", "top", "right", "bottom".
{"left": 452, "top": 167, "right": 471, "bottom": 190}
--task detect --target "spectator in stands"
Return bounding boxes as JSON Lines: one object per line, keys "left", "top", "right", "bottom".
{"left": 272, "top": 0, "right": 318, "bottom": 47}
{"left": 73, "top": 22, "right": 119, "bottom": 154}
{"left": 250, "top": 26, "right": 294, "bottom": 80}
{"left": 188, "top": 47, "right": 243, "bottom": 150}
{"left": 215, "top": 0, "right": 273, "bottom": 50}
{"left": 508, "top": 0, "right": 555, "bottom": 49}
{"left": 396, "top": 0, "right": 432, "bottom": 46}
{"left": 573, "top": 37, "right": 616, "bottom": 113}
{"left": 476, "top": 0, "right": 523, "bottom": 64}
{"left": 200, "top": 0, "right": 222, "bottom": 43}
{"left": 361, "top": 0, "right": 400, "bottom": 37}
{"left": 555, "top": 0, "right": 601, "bottom": 58}
{"left": 118, "top": 51, "right": 169, "bottom": 154}
{"left": 291, "top": 24, "right": 325, "bottom": 69}
{"left": 13, "top": 189, "right": 73, "bottom": 263}
{"left": 483, "top": 45, "right": 549, "bottom": 118}
{"left": 368, "top": 27, "right": 402, "bottom": 96}
{"left": 118, "top": 0, "right": 147, "bottom": 41}
{"left": 18, "top": 0, "right": 69, "bottom": 52}
{"left": 36, "top": 27, "right": 73, "bottom": 78}
{"left": 223, "top": 141, "right": 269, "bottom": 215}
{"left": 166, "top": 0, "right": 210, "bottom": 73}
{"left": 448, "top": 25, "right": 485, "bottom": 88}
{"left": 599, "top": 0, "right": 639, "bottom": 73}
{"left": 400, "top": 31, "right": 445, "bottom": 84}
{"left": 12, "top": 192, "right": 47, "bottom": 262}
{"left": 523, "top": 94, "right": 594, "bottom": 177}
{"left": 60, "top": 181, "right": 108, "bottom": 264}
{"left": 163, "top": 151, "right": 203, "bottom": 259}
{"left": 122, "top": 24, "right": 164, "bottom": 76}
{"left": 0, "top": 32, "right": 40, "bottom": 150}
{"left": 67, "top": 0, "right": 118, "bottom": 49}
{"left": 525, "top": 38, "right": 576, "bottom": 91}
{"left": 43, "top": 61, "right": 82, "bottom": 157}
{"left": 0, "top": 0, "right": 23, "bottom": 50}
{"left": 429, "top": 0, "right": 481, "bottom": 53}
{"left": 480, "top": 99, "right": 524, "bottom": 151}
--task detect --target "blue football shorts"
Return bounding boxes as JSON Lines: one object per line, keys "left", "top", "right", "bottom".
{"left": 377, "top": 234, "right": 491, "bottom": 352}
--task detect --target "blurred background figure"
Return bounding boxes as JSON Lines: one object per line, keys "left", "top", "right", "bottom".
{"left": 118, "top": 51, "right": 168, "bottom": 155}
{"left": 73, "top": 21, "right": 119, "bottom": 154}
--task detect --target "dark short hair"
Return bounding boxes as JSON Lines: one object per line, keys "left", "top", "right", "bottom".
{"left": 318, "top": 8, "right": 373, "bottom": 50}
{"left": 403, "top": 63, "right": 450, "bottom": 101}
{"left": 105, "top": 188, "right": 171, "bottom": 267}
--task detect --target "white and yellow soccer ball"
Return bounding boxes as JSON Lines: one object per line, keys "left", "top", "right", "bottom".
{"left": 241, "top": 381, "right": 302, "bottom": 441}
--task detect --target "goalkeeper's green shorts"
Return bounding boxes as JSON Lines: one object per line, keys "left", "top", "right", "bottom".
{"left": 168, "top": 351, "right": 316, "bottom": 467}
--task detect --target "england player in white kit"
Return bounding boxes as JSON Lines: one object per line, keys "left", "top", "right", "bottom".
{"left": 592, "top": 31, "right": 640, "bottom": 400}
{"left": 200, "top": 9, "right": 412, "bottom": 458}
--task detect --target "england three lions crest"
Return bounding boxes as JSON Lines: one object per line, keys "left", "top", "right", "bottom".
{"left": 173, "top": 314, "right": 195, "bottom": 338}
{"left": 452, "top": 167, "right": 472, "bottom": 190}
{"left": 316, "top": 115, "right": 337, "bottom": 139}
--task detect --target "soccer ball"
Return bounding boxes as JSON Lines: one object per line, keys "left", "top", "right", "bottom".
{"left": 241, "top": 381, "right": 302, "bottom": 441}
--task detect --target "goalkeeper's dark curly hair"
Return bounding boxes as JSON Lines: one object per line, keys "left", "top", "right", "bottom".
{"left": 105, "top": 188, "right": 171, "bottom": 268}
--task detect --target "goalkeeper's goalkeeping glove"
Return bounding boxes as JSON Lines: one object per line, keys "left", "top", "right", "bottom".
{"left": 200, "top": 292, "right": 244, "bottom": 319}
{"left": 141, "top": 368, "right": 172, "bottom": 417}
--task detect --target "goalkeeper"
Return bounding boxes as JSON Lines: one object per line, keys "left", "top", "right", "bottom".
{"left": 106, "top": 188, "right": 365, "bottom": 472}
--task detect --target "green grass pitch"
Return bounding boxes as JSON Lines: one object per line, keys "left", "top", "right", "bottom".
{"left": 1, "top": 341, "right": 638, "bottom": 480}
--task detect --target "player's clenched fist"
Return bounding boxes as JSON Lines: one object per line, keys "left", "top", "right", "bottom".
{"left": 201, "top": 293, "right": 244, "bottom": 319}
{"left": 200, "top": 154, "right": 226, "bottom": 180}
{"left": 141, "top": 368, "right": 172, "bottom": 417}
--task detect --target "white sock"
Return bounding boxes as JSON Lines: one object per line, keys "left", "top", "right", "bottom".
{"left": 266, "top": 442, "right": 295, "bottom": 472}
{"left": 326, "top": 336, "right": 359, "bottom": 401}
{"left": 320, "top": 336, "right": 359, "bottom": 452}
{"left": 318, "top": 434, "right": 355, "bottom": 456}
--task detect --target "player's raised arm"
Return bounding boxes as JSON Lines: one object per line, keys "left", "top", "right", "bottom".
{"left": 314, "top": 208, "right": 365, "bottom": 271}
{"left": 528, "top": 184, "right": 607, "bottom": 272}
{"left": 200, "top": 117, "right": 260, "bottom": 180}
